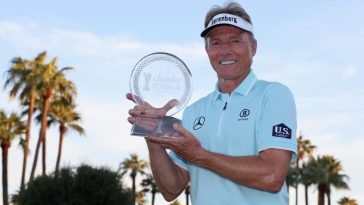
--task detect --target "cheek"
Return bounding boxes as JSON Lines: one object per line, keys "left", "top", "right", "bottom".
{"left": 207, "top": 49, "right": 218, "bottom": 62}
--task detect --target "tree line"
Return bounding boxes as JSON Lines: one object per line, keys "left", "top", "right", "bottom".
{"left": 287, "top": 135, "right": 358, "bottom": 205}
{"left": 1, "top": 51, "right": 84, "bottom": 205}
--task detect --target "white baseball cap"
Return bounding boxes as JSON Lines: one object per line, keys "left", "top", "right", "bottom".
{"left": 200, "top": 13, "right": 254, "bottom": 37}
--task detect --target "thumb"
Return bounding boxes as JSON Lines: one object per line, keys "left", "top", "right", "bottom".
{"left": 173, "top": 123, "right": 192, "bottom": 138}
{"left": 161, "top": 99, "right": 179, "bottom": 114}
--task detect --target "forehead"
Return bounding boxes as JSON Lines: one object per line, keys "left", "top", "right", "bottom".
{"left": 206, "top": 25, "right": 247, "bottom": 38}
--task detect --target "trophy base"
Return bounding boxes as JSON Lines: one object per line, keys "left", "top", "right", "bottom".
{"left": 130, "top": 115, "right": 182, "bottom": 137}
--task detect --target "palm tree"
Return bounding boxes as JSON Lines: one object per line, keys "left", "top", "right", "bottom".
{"left": 338, "top": 196, "right": 358, "bottom": 205}
{"left": 295, "top": 134, "right": 316, "bottom": 205}
{"left": 141, "top": 174, "right": 159, "bottom": 205}
{"left": 29, "top": 54, "right": 76, "bottom": 181}
{"left": 119, "top": 153, "right": 148, "bottom": 204}
{"left": 0, "top": 110, "right": 25, "bottom": 205}
{"left": 3, "top": 52, "right": 46, "bottom": 191}
{"left": 306, "top": 155, "right": 349, "bottom": 205}
{"left": 48, "top": 99, "right": 84, "bottom": 176}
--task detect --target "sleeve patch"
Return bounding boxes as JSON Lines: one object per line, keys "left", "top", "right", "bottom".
{"left": 272, "top": 123, "right": 292, "bottom": 139}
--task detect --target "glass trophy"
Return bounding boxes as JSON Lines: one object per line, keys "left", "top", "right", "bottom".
{"left": 129, "top": 52, "right": 192, "bottom": 137}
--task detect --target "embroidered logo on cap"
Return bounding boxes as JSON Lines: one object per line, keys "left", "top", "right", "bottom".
{"left": 211, "top": 15, "right": 238, "bottom": 26}
{"left": 272, "top": 123, "right": 292, "bottom": 139}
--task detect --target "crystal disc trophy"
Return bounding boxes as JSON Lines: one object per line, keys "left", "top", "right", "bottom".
{"left": 129, "top": 52, "right": 192, "bottom": 137}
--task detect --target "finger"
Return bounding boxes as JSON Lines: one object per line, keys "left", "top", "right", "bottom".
{"left": 127, "top": 117, "right": 136, "bottom": 124}
{"left": 134, "top": 105, "right": 147, "bottom": 114}
{"left": 126, "top": 93, "right": 136, "bottom": 103}
{"left": 128, "top": 108, "right": 143, "bottom": 116}
{"left": 134, "top": 117, "right": 158, "bottom": 130}
{"left": 142, "top": 101, "right": 153, "bottom": 109}
{"left": 173, "top": 123, "right": 192, "bottom": 138}
{"left": 126, "top": 93, "right": 144, "bottom": 105}
{"left": 161, "top": 99, "right": 179, "bottom": 113}
{"left": 128, "top": 116, "right": 157, "bottom": 129}
{"left": 147, "top": 135, "right": 178, "bottom": 144}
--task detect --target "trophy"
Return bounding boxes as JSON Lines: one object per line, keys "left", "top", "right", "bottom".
{"left": 129, "top": 52, "right": 192, "bottom": 137}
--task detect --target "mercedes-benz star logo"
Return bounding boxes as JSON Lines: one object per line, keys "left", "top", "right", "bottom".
{"left": 193, "top": 116, "right": 205, "bottom": 130}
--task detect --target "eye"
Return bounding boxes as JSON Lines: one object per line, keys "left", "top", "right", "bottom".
{"left": 231, "top": 38, "right": 242, "bottom": 43}
{"left": 210, "top": 40, "right": 220, "bottom": 46}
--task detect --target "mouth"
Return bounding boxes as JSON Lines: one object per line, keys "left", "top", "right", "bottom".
{"left": 220, "top": 60, "right": 236, "bottom": 65}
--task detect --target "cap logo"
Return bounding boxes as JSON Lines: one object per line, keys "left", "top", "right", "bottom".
{"left": 211, "top": 15, "right": 238, "bottom": 25}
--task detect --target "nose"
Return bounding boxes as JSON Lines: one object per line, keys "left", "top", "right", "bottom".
{"left": 218, "top": 42, "right": 232, "bottom": 56}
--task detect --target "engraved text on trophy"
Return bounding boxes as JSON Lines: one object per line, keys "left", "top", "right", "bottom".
{"left": 143, "top": 73, "right": 152, "bottom": 91}
{"left": 149, "top": 73, "right": 181, "bottom": 93}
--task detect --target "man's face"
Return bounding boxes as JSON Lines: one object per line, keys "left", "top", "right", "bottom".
{"left": 205, "top": 25, "right": 257, "bottom": 83}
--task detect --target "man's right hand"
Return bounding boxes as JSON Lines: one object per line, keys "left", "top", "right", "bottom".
{"left": 126, "top": 93, "right": 178, "bottom": 120}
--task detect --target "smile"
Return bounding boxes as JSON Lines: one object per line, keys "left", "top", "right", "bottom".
{"left": 220, "top": 60, "right": 236, "bottom": 65}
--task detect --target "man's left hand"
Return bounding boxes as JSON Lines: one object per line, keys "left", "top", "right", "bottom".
{"left": 147, "top": 124, "right": 203, "bottom": 163}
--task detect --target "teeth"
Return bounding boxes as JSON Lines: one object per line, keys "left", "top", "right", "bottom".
{"left": 220, "top": 60, "right": 235, "bottom": 65}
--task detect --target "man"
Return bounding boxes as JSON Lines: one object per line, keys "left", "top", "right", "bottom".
{"left": 127, "top": 2, "right": 297, "bottom": 205}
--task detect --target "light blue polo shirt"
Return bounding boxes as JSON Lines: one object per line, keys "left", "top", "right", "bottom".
{"left": 169, "top": 70, "right": 297, "bottom": 205}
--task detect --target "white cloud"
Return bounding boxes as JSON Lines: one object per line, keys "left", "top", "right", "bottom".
{"left": 343, "top": 66, "right": 359, "bottom": 78}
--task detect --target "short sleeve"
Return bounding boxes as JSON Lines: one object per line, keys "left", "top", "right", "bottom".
{"left": 257, "top": 83, "right": 297, "bottom": 161}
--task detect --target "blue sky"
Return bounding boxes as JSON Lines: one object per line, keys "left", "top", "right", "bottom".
{"left": 1, "top": 1, "right": 364, "bottom": 205}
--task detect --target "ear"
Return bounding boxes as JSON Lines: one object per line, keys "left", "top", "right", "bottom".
{"left": 204, "top": 37, "right": 209, "bottom": 51}
{"left": 251, "top": 38, "right": 257, "bottom": 56}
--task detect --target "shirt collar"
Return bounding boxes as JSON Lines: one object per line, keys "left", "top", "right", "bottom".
{"left": 213, "top": 70, "right": 257, "bottom": 101}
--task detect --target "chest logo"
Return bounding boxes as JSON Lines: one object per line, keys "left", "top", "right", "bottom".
{"left": 238, "top": 109, "right": 250, "bottom": 121}
{"left": 193, "top": 116, "right": 205, "bottom": 130}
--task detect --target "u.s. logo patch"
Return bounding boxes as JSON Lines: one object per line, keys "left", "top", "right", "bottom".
{"left": 272, "top": 123, "right": 292, "bottom": 139}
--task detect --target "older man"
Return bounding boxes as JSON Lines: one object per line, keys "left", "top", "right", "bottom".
{"left": 127, "top": 2, "right": 297, "bottom": 205}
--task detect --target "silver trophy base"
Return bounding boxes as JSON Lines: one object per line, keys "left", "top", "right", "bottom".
{"left": 130, "top": 115, "right": 182, "bottom": 137}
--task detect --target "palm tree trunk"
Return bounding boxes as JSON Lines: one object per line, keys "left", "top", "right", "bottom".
{"left": 132, "top": 174, "right": 136, "bottom": 205}
{"left": 42, "top": 131, "right": 47, "bottom": 175}
{"left": 2, "top": 141, "right": 10, "bottom": 205}
{"left": 304, "top": 185, "right": 309, "bottom": 205}
{"left": 20, "top": 88, "right": 35, "bottom": 191}
{"left": 295, "top": 159, "right": 299, "bottom": 205}
{"left": 29, "top": 95, "right": 51, "bottom": 181}
{"left": 151, "top": 193, "right": 155, "bottom": 205}
{"left": 327, "top": 189, "right": 331, "bottom": 205}
{"left": 41, "top": 95, "right": 51, "bottom": 176}
{"left": 29, "top": 129, "right": 42, "bottom": 181}
{"left": 295, "top": 185, "right": 298, "bottom": 205}
{"left": 55, "top": 123, "right": 66, "bottom": 176}
{"left": 318, "top": 184, "right": 325, "bottom": 205}
{"left": 41, "top": 89, "right": 52, "bottom": 176}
